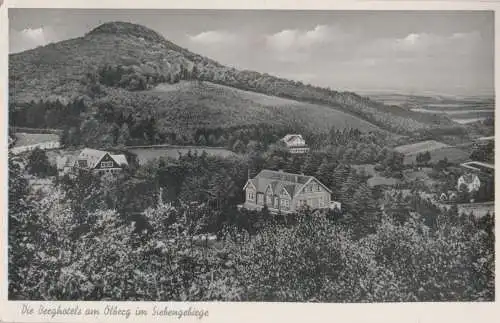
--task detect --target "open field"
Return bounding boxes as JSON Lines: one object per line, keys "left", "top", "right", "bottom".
{"left": 401, "top": 147, "right": 470, "bottom": 165}
{"left": 395, "top": 140, "right": 469, "bottom": 165}
{"left": 410, "top": 108, "right": 493, "bottom": 124}
{"left": 366, "top": 92, "right": 494, "bottom": 124}
{"left": 411, "top": 108, "right": 494, "bottom": 115}
{"left": 455, "top": 118, "right": 490, "bottom": 124}
{"left": 394, "top": 140, "right": 450, "bottom": 155}
{"left": 146, "top": 81, "right": 388, "bottom": 134}
{"left": 128, "top": 146, "right": 237, "bottom": 165}
{"left": 14, "top": 132, "right": 60, "bottom": 147}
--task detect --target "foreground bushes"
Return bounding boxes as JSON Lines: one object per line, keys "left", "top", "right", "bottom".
{"left": 9, "top": 197, "right": 494, "bottom": 301}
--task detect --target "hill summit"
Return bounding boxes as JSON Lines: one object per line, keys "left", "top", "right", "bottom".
{"left": 87, "top": 21, "right": 165, "bottom": 42}
{"left": 86, "top": 21, "right": 190, "bottom": 54}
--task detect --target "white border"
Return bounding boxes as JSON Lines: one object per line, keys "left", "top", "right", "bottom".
{"left": 1, "top": 1, "right": 499, "bottom": 323}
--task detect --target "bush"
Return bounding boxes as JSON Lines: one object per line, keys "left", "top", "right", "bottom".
{"left": 26, "top": 148, "right": 56, "bottom": 178}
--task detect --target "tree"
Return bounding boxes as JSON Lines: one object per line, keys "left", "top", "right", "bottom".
{"left": 423, "top": 151, "right": 431, "bottom": 165}
{"left": 316, "top": 158, "right": 334, "bottom": 187}
{"left": 458, "top": 183, "right": 470, "bottom": 203}
{"left": 348, "top": 184, "right": 381, "bottom": 238}
{"left": 117, "top": 123, "right": 131, "bottom": 147}
{"left": 26, "top": 148, "right": 56, "bottom": 178}
{"left": 332, "top": 163, "right": 350, "bottom": 198}
{"left": 8, "top": 153, "right": 29, "bottom": 215}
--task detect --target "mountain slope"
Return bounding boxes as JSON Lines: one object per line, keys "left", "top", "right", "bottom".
{"left": 9, "top": 21, "right": 462, "bottom": 137}
{"left": 145, "top": 81, "right": 385, "bottom": 133}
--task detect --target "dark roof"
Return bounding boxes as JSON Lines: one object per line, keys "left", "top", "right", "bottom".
{"left": 246, "top": 169, "right": 330, "bottom": 197}
{"left": 258, "top": 169, "right": 311, "bottom": 184}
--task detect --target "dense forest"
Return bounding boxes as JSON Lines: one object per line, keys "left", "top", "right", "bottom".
{"left": 9, "top": 147, "right": 494, "bottom": 301}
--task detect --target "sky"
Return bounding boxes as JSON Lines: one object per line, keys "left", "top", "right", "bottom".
{"left": 9, "top": 9, "right": 495, "bottom": 97}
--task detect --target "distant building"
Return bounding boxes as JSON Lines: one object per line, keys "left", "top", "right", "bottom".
{"left": 281, "top": 134, "right": 310, "bottom": 154}
{"left": 439, "top": 191, "right": 457, "bottom": 203}
{"left": 457, "top": 173, "right": 481, "bottom": 193}
{"left": 74, "top": 148, "right": 128, "bottom": 175}
{"left": 239, "top": 169, "right": 340, "bottom": 213}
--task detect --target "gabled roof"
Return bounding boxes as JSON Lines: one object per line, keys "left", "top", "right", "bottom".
{"left": 111, "top": 154, "right": 128, "bottom": 166}
{"left": 282, "top": 134, "right": 304, "bottom": 143}
{"left": 77, "top": 148, "right": 128, "bottom": 168}
{"left": 243, "top": 179, "right": 257, "bottom": 191}
{"left": 245, "top": 169, "right": 330, "bottom": 198}
{"left": 77, "top": 148, "right": 108, "bottom": 168}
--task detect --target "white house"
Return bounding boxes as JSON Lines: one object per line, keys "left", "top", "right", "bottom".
{"left": 281, "top": 134, "right": 310, "bottom": 154}
{"left": 74, "top": 148, "right": 129, "bottom": 175}
{"left": 457, "top": 173, "right": 481, "bottom": 193}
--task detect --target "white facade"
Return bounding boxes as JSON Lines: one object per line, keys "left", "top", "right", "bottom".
{"left": 457, "top": 174, "right": 481, "bottom": 193}
{"left": 281, "top": 134, "right": 310, "bottom": 154}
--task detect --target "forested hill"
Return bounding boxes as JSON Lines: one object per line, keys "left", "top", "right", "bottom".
{"left": 9, "top": 21, "right": 462, "bottom": 137}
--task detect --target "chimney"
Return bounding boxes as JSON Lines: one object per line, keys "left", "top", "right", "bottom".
{"left": 247, "top": 169, "right": 251, "bottom": 179}
{"left": 278, "top": 169, "right": 283, "bottom": 172}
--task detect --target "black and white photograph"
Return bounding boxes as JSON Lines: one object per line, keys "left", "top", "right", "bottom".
{"left": 7, "top": 7, "right": 495, "bottom": 303}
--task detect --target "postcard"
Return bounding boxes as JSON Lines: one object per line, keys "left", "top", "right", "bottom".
{"left": 1, "top": 1, "right": 499, "bottom": 323}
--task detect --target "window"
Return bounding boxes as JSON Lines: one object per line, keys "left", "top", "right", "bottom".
{"left": 274, "top": 197, "right": 279, "bottom": 208}
{"left": 319, "top": 197, "right": 324, "bottom": 208}
{"left": 101, "top": 161, "right": 113, "bottom": 168}
{"left": 281, "top": 198, "right": 290, "bottom": 210}
{"left": 257, "top": 194, "right": 264, "bottom": 205}
{"left": 266, "top": 189, "right": 273, "bottom": 205}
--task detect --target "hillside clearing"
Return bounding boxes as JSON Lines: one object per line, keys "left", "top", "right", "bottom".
{"left": 394, "top": 140, "right": 469, "bottom": 165}
{"left": 128, "top": 146, "right": 237, "bottom": 165}
{"left": 394, "top": 140, "right": 450, "bottom": 155}
{"left": 14, "top": 133, "right": 60, "bottom": 147}
{"left": 147, "top": 81, "right": 386, "bottom": 134}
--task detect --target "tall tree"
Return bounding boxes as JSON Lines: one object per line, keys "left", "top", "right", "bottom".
{"left": 117, "top": 123, "right": 131, "bottom": 147}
